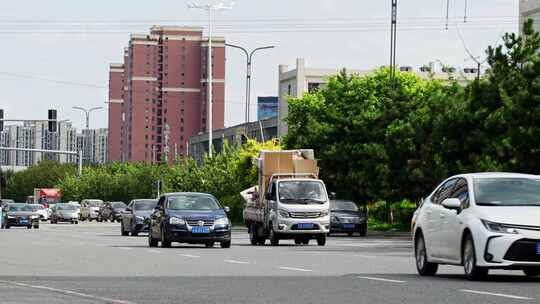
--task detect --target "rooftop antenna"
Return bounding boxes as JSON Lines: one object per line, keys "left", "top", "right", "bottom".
{"left": 464, "top": 0, "right": 468, "bottom": 23}
{"left": 445, "top": 0, "right": 450, "bottom": 30}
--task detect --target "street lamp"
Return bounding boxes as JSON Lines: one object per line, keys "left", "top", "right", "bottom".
{"left": 72, "top": 106, "right": 102, "bottom": 129}
{"left": 72, "top": 106, "right": 102, "bottom": 164}
{"left": 188, "top": 1, "right": 233, "bottom": 158}
{"left": 225, "top": 44, "right": 274, "bottom": 125}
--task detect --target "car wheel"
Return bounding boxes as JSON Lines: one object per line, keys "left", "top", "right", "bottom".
{"left": 316, "top": 235, "right": 326, "bottom": 246}
{"left": 33, "top": 225, "right": 39, "bottom": 229}
{"left": 523, "top": 268, "right": 540, "bottom": 277}
{"left": 161, "top": 227, "right": 171, "bottom": 248}
{"left": 302, "top": 238, "right": 310, "bottom": 245}
{"left": 463, "top": 234, "right": 488, "bottom": 281}
{"left": 249, "top": 223, "right": 259, "bottom": 246}
{"left": 121, "top": 222, "right": 129, "bottom": 236}
{"left": 148, "top": 228, "right": 158, "bottom": 247}
{"left": 348, "top": 232, "right": 354, "bottom": 237}
{"left": 131, "top": 231, "right": 139, "bottom": 237}
{"left": 415, "top": 233, "right": 438, "bottom": 276}
{"left": 27, "top": 226, "right": 32, "bottom": 229}
{"left": 220, "top": 241, "right": 231, "bottom": 248}
{"left": 359, "top": 230, "right": 367, "bottom": 237}
{"left": 5, "top": 225, "right": 10, "bottom": 229}
{"left": 269, "top": 226, "right": 279, "bottom": 246}
{"left": 205, "top": 242, "right": 214, "bottom": 248}
{"left": 294, "top": 238, "right": 302, "bottom": 245}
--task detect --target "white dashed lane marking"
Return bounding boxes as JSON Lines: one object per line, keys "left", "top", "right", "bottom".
{"left": 357, "top": 276, "right": 406, "bottom": 284}
{"left": 460, "top": 289, "right": 534, "bottom": 301}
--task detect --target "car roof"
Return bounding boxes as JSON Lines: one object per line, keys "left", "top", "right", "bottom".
{"left": 452, "top": 172, "right": 540, "bottom": 179}
{"left": 163, "top": 192, "right": 214, "bottom": 197}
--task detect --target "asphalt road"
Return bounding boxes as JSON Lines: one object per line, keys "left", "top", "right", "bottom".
{"left": 1, "top": 222, "right": 539, "bottom": 304}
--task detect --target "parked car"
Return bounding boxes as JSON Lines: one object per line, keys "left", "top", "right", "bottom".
{"left": 47, "top": 203, "right": 56, "bottom": 218}
{"left": 121, "top": 199, "right": 158, "bottom": 236}
{"left": 29, "top": 204, "right": 49, "bottom": 221}
{"left": 412, "top": 172, "right": 540, "bottom": 281}
{"left": 50, "top": 203, "right": 79, "bottom": 224}
{"left": 1, "top": 199, "right": 15, "bottom": 207}
{"left": 1, "top": 203, "right": 39, "bottom": 229}
{"left": 67, "top": 201, "right": 81, "bottom": 218}
{"left": 329, "top": 199, "right": 367, "bottom": 237}
{"left": 98, "top": 201, "right": 127, "bottom": 222}
{"left": 148, "top": 193, "right": 231, "bottom": 248}
{"left": 80, "top": 199, "right": 103, "bottom": 221}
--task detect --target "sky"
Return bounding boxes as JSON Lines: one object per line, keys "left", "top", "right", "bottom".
{"left": 0, "top": 0, "right": 519, "bottom": 130}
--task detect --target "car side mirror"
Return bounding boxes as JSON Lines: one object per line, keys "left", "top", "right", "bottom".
{"left": 329, "top": 192, "right": 336, "bottom": 199}
{"left": 441, "top": 198, "right": 461, "bottom": 210}
{"left": 125, "top": 207, "right": 132, "bottom": 212}
{"left": 155, "top": 206, "right": 163, "bottom": 211}
{"left": 224, "top": 206, "right": 230, "bottom": 213}
{"left": 265, "top": 193, "right": 274, "bottom": 201}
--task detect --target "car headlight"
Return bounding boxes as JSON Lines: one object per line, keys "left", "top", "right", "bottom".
{"left": 481, "top": 220, "right": 519, "bottom": 234}
{"left": 215, "top": 217, "right": 229, "bottom": 226}
{"left": 7, "top": 215, "right": 15, "bottom": 219}
{"left": 320, "top": 210, "right": 329, "bottom": 217}
{"left": 30, "top": 215, "right": 39, "bottom": 219}
{"left": 278, "top": 209, "right": 290, "bottom": 218}
{"left": 169, "top": 217, "right": 185, "bottom": 225}
{"left": 136, "top": 216, "right": 145, "bottom": 221}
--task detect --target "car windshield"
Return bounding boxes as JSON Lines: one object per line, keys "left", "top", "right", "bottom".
{"left": 88, "top": 201, "right": 103, "bottom": 207}
{"left": 167, "top": 195, "right": 220, "bottom": 210}
{"left": 474, "top": 178, "right": 540, "bottom": 206}
{"left": 8, "top": 204, "right": 32, "bottom": 212}
{"left": 278, "top": 181, "right": 327, "bottom": 204}
{"left": 133, "top": 200, "right": 157, "bottom": 210}
{"left": 30, "top": 205, "right": 44, "bottom": 211}
{"left": 57, "top": 204, "right": 76, "bottom": 211}
{"left": 112, "top": 202, "right": 126, "bottom": 208}
{"left": 331, "top": 200, "right": 359, "bottom": 211}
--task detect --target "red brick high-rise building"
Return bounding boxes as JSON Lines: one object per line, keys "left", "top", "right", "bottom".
{"left": 107, "top": 26, "right": 225, "bottom": 163}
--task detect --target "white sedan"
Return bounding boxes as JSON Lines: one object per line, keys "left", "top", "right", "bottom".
{"left": 412, "top": 172, "right": 540, "bottom": 280}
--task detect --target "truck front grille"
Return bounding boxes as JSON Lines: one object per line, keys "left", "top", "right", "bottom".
{"left": 289, "top": 212, "right": 321, "bottom": 219}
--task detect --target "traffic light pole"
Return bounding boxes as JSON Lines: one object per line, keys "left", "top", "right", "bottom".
{"left": 0, "top": 147, "right": 82, "bottom": 177}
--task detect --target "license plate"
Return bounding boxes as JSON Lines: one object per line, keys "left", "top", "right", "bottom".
{"left": 20, "top": 219, "right": 29, "bottom": 224}
{"left": 343, "top": 223, "right": 355, "bottom": 229}
{"left": 298, "top": 223, "right": 314, "bottom": 230}
{"left": 192, "top": 226, "right": 210, "bottom": 234}
{"left": 537, "top": 243, "right": 540, "bottom": 255}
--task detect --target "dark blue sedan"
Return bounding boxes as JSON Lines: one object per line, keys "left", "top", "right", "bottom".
{"left": 148, "top": 192, "right": 231, "bottom": 248}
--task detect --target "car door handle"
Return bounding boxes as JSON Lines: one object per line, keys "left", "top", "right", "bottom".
{"left": 439, "top": 214, "right": 445, "bottom": 218}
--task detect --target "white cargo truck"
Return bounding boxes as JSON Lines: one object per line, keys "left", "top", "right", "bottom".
{"left": 241, "top": 150, "right": 330, "bottom": 246}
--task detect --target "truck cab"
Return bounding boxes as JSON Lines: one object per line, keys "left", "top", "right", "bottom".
{"left": 265, "top": 176, "right": 330, "bottom": 245}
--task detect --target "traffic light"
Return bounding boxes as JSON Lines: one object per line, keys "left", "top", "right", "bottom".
{"left": 48, "top": 109, "right": 57, "bottom": 133}
{"left": 0, "top": 109, "right": 3, "bottom": 132}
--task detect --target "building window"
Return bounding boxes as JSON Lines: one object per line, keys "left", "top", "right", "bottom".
{"left": 288, "top": 84, "right": 292, "bottom": 95}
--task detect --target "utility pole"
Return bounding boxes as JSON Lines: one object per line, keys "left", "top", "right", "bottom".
{"left": 188, "top": 1, "right": 233, "bottom": 158}
{"left": 389, "top": 0, "right": 398, "bottom": 88}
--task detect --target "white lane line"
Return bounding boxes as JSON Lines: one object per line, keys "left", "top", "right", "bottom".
{"left": 352, "top": 254, "right": 377, "bottom": 258}
{"left": 279, "top": 266, "right": 313, "bottom": 272}
{"left": 118, "top": 247, "right": 132, "bottom": 251}
{"left": 460, "top": 289, "right": 534, "bottom": 300}
{"left": 148, "top": 249, "right": 162, "bottom": 254}
{"left": 357, "top": 276, "right": 406, "bottom": 284}
{"left": 181, "top": 254, "right": 200, "bottom": 258}
{"left": 0, "top": 281, "right": 138, "bottom": 304}
{"left": 224, "top": 259, "right": 249, "bottom": 264}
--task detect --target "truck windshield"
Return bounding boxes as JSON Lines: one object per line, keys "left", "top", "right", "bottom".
{"left": 278, "top": 181, "right": 327, "bottom": 204}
